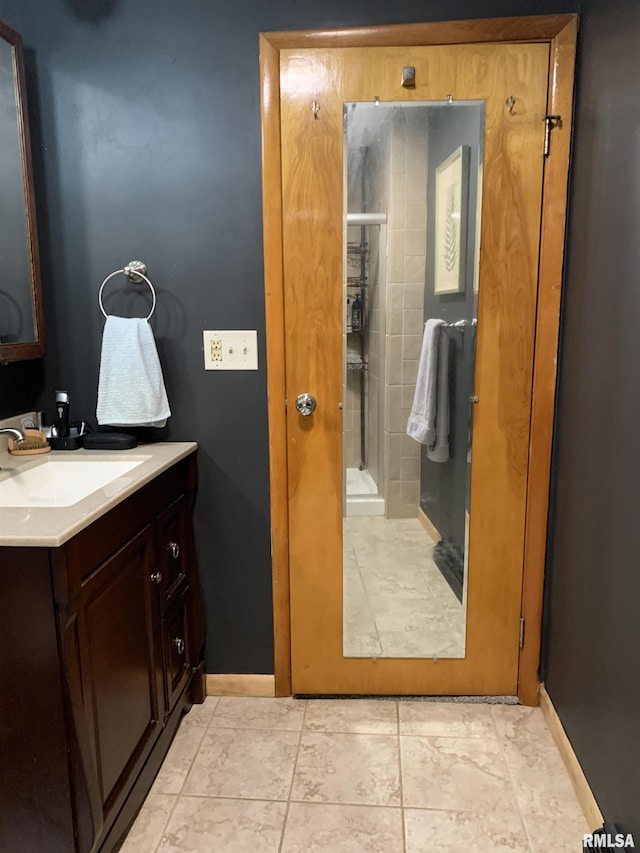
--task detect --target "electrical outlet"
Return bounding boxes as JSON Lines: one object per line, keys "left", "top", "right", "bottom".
{"left": 203, "top": 330, "right": 258, "bottom": 371}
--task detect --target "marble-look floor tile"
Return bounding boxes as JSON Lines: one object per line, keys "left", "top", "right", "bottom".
{"left": 210, "top": 696, "right": 306, "bottom": 731}
{"left": 292, "top": 732, "right": 401, "bottom": 806}
{"left": 523, "top": 814, "right": 590, "bottom": 852}
{"left": 400, "top": 735, "right": 517, "bottom": 812}
{"left": 281, "top": 802, "right": 404, "bottom": 853}
{"left": 503, "top": 738, "right": 585, "bottom": 821}
{"left": 179, "top": 697, "right": 220, "bottom": 729}
{"left": 183, "top": 728, "right": 299, "bottom": 800}
{"left": 491, "top": 704, "right": 552, "bottom": 742}
{"left": 399, "top": 701, "right": 497, "bottom": 739}
{"left": 404, "top": 807, "right": 530, "bottom": 852}
{"left": 305, "top": 699, "right": 398, "bottom": 735}
{"left": 121, "top": 794, "right": 176, "bottom": 852}
{"left": 151, "top": 723, "right": 208, "bottom": 795}
{"left": 158, "top": 797, "right": 286, "bottom": 853}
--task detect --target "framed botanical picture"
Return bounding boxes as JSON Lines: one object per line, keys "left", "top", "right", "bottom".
{"left": 434, "top": 145, "right": 470, "bottom": 294}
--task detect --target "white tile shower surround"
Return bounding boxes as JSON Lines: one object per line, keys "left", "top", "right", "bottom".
{"left": 121, "top": 697, "right": 589, "bottom": 852}
{"left": 344, "top": 517, "right": 465, "bottom": 658}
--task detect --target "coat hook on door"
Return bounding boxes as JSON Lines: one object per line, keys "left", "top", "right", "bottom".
{"left": 311, "top": 101, "right": 320, "bottom": 120}
{"left": 505, "top": 95, "right": 516, "bottom": 114}
{"left": 401, "top": 66, "right": 416, "bottom": 88}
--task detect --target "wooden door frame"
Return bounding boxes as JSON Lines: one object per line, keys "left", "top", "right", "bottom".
{"left": 260, "top": 14, "right": 578, "bottom": 705}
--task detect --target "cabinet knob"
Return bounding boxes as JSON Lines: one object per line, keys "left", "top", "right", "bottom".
{"left": 168, "top": 541, "right": 180, "bottom": 559}
{"left": 173, "top": 637, "right": 185, "bottom": 655}
{"left": 150, "top": 571, "right": 162, "bottom": 584}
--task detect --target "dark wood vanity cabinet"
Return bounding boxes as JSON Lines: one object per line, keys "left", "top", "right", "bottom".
{"left": 0, "top": 452, "right": 206, "bottom": 853}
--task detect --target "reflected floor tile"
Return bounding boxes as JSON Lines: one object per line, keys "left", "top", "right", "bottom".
{"left": 183, "top": 728, "right": 298, "bottom": 800}
{"left": 305, "top": 699, "right": 398, "bottom": 735}
{"left": 121, "top": 794, "right": 176, "bottom": 852}
{"left": 404, "top": 807, "right": 529, "bottom": 853}
{"left": 491, "top": 704, "right": 552, "bottom": 742}
{"left": 361, "top": 569, "right": 430, "bottom": 598}
{"left": 503, "top": 738, "right": 585, "bottom": 821}
{"left": 523, "top": 814, "right": 590, "bottom": 852}
{"left": 344, "top": 624, "right": 382, "bottom": 657}
{"left": 210, "top": 696, "right": 306, "bottom": 731}
{"left": 151, "top": 723, "right": 208, "bottom": 795}
{"left": 281, "top": 802, "right": 404, "bottom": 853}
{"left": 400, "top": 735, "right": 516, "bottom": 812}
{"left": 377, "top": 628, "right": 464, "bottom": 659}
{"left": 399, "top": 701, "right": 497, "bottom": 739}
{"left": 158, "top": 797, "right": 286, "bottom": 853}
{"left": 292, "top": 732, "right": 400, "bottom": 806}
{"left": 370, "top": 597, "right": 446, "bottom": 628}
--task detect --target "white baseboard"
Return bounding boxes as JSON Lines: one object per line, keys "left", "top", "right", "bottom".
{"left": 206, "top": 673, "right": 275, "bottom": 697}
{"left": 539, "top": 684, "right": 603, "bottom": 831}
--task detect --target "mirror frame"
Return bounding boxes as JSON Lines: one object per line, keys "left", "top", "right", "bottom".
{"left": 0, "top": 19, "right": 45, "bottom": 363}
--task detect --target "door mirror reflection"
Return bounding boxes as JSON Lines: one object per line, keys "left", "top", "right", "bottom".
{"left": 342, "top": 101, "right": 485, "bottom": 660}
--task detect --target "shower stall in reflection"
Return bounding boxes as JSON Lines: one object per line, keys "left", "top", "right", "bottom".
{"left": 343, "top": 101, "right": 483, "bottom": 660}
{"left": 344, "top": 105, "right": 441, "bottom": 521}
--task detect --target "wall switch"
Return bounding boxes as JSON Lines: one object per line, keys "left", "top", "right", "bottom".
{"left": 203, "top": 330, "right": 258, "bottom": 370}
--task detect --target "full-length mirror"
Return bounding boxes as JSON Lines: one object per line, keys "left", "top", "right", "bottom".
{"left": 343, "top": 101, "right": 484, "bottom": 659}
{"left": 0, "top": 20, "right": 44, "bottom": 362}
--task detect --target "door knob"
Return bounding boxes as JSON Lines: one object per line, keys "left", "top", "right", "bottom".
{"left": 150, "top": 572, "right": 162, "bottom": 584}
{"left": 295, "top": 393, "right": 317, "bottom": 416}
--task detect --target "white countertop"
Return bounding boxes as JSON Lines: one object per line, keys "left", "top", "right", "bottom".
{"left": 0, "top": 442, "right": 197, "bottom": 547}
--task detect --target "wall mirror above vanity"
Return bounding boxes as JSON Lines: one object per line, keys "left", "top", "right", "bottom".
{"left": 0, "top": 19, "right": 45, "bottom": 363}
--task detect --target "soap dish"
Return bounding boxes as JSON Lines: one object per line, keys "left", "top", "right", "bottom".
{"left": 49, "top": 435, "right": 84, "bottom": 451}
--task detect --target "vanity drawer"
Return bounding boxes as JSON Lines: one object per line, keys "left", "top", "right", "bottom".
{"left": 162, "top": 589, "right": 191, "bottom": 712}
{"left": 156, "top": 496, "right": 188, "bottom": 610}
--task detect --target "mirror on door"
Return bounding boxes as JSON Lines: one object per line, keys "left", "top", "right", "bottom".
{"left": 343, "top": 101, "right": 484, "bottom": 660}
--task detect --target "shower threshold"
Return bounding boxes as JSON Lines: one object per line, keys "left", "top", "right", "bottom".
{"left": 346, "top": 468, "right": 385, "bottom": 517}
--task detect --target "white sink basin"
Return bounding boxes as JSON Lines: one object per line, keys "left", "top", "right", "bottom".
{"left": 0, "top": 457, "right": 151, "bottom": 508}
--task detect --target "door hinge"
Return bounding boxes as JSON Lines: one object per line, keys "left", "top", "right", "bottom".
{"left": 519, "top": 617, "right": 526, "bottom": 649}
{"left": 284, "top": 396, "right": 288, "bottom": 411}
{"left": 543, "top": 114, "right": 562, "bottom": 158}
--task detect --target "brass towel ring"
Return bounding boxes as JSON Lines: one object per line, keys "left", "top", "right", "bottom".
{"left": 98, "top": 261, "right": 157, "bottom": 320}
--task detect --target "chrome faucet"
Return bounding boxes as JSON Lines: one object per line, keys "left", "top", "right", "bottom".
{"left": 0, "top": 427, "right": 25, "bottom": 442}
{"left": 0, "top": 427, "right": 25, "bottom": 470}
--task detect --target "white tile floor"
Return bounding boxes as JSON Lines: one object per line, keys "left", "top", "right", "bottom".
{"left": 344, "top": 517, "right": 465, "bottom": 658}
{"left": 121, "top": 697, "right": 589, "bottom": 852}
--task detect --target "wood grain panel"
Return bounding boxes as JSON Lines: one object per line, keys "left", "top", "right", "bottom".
{"left": 262, "top": 16, "right": 577, "bottom": 699}
{"left": 281, "top": 43, "right": 550, "bottom": 695}
{"left": 264, "top": 15, "right": 575, "bottom": 50}
{"left": 540, "top": 685, "right": 603, "bottom": 830}
{"left": 518, "top": 18, "right": 578, "bottom": 706}
{"left": 260, "top": 35, "right": 291, "bottom": 696}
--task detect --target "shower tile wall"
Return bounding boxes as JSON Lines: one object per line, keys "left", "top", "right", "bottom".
{"left": 345, "top": 226, "right": 363, "bottom": 471}
{"left": 384, "top": 112, "right": 428, "bottom": 518}
{"left": 345, "top": 120, "right": 389, "bottom": 493}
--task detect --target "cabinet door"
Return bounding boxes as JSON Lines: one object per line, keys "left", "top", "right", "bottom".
{"left": 79, "top": 525, "right": 163, "bottom": 817}
{"left": 156, "top": 496, "right": 188, "bottom": 608}
{"left": 162, "top": 587, "right": 192, "bottom": 711}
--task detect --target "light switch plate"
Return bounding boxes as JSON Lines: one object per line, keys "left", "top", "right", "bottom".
{"left": 203, "top": 330, "right": 258, "bottom": 371}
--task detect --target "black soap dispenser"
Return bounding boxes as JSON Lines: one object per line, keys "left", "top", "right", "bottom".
{"left": 51, "top": 390, "right": 82, "bottom": 450}
{"left": 55, "top": 390, "right": 70, "bottom": 438}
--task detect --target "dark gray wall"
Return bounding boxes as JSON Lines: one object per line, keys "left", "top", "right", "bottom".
{"left": 421, "top": 105, "right": 482, "bottom": 565}
{"left": 544, "top": 0, "right": 640, "bottom": 837}
{"left": 0, "top": 0, "right": 578, "bottom": 676}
